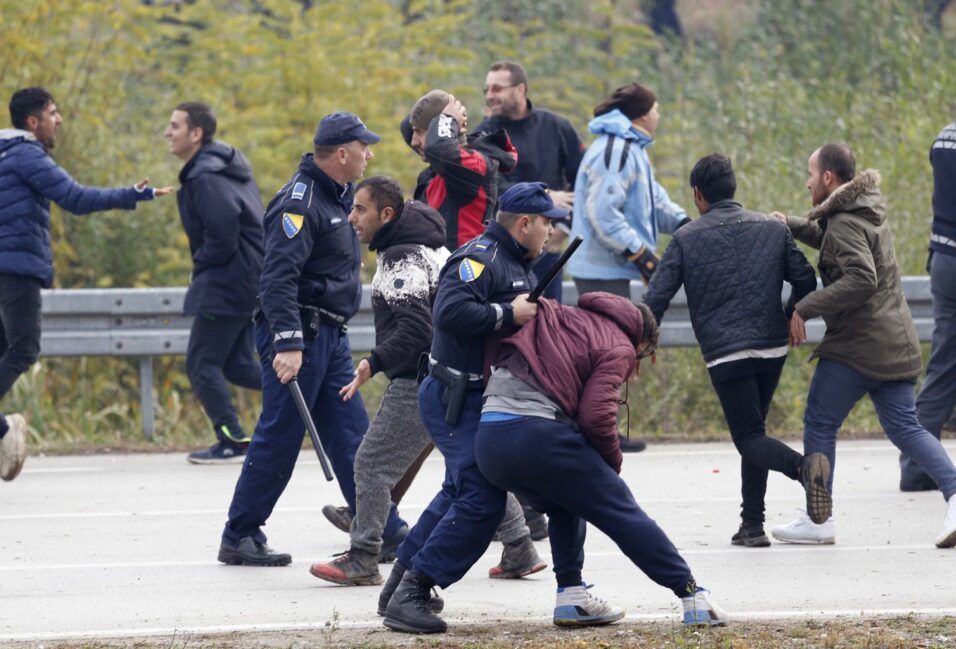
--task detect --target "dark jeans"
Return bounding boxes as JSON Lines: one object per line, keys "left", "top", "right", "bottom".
{"left": 572, "top": 277, "right": 632, "bottom": 300}
{"left": 0, "top": 273, "right": 42, "bottom": 401}
{"left": 905, "top": 252, "right": 956, "bottom": 482}
{"left": 805, "top": 358, "right": 956, "bottom": 500}
{"left": 186, "top": 314, "right": 262, "bottom": 443}
{"left": 476, "top": 415, "right": 696, "bottom": 598}
{"left": 708, "top": 356, "right": 802, "bottom": 525}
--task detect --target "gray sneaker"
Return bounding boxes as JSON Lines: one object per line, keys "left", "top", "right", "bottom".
{"left": 0, "top": 414, "right": 27, "bottom": 481}
{"left": 488, "top": 536, "right": 547, "bottom": 579}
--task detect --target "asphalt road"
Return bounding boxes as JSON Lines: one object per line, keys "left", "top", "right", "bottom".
{"left": 3, "top": 439, "right": 955, "bottom": 643}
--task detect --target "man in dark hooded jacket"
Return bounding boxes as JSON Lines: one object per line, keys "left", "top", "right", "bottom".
{"left": 164, "top": 102, "right": 264, "bottom": 464}
{"left": 309, "top": 176, "right": 449, "bottom": 589}
{"left": 0, "top": 87, "right": 170, "bottom": 482}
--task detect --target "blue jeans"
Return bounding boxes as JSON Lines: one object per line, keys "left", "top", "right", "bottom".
{"left": 904, "top": 252, "right": 956, "bottom": 482}
{"left": 804, "top": 358, "right": 956, "bottom": 501}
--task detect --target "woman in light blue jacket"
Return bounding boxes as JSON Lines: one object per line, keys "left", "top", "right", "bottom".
{"left": 568, "top": 82, "right": 690, "bottom": 298}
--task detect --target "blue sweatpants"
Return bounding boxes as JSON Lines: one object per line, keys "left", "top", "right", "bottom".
{"left": 475, "top": 414, "right": 696, "bottom": 598}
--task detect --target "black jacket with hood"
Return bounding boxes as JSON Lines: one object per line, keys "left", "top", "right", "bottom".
{"left": 367, "top": 200, "right": 449, "bottom": 380}
{"left": 178, "top": 141, "right": 264, "bottom": 317}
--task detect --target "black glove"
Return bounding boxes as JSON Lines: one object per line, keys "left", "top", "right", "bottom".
{"left": 627, "top": 245, "right": 660, "bottom": 283}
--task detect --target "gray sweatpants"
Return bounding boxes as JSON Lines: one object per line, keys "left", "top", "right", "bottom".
{"left": 351, "top": 378, "right": 528, "bottom": 554}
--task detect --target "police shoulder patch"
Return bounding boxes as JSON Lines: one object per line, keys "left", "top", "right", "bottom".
{"left": 282, "top": 212, "right": 305, "bottom": 238}
{"left": 291, "top": 182, "right": 307, "bottom": 200}
{"left": 458, "top": 258, "right": 485, "bottom": 283}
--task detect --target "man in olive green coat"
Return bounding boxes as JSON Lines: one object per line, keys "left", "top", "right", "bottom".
{"left": 770, "top": 143, "right": 956, "bottom": 548}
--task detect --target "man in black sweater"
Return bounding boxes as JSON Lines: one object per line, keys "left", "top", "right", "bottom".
{"left": 643, "top": 153, "right": 829, "bottom": 547}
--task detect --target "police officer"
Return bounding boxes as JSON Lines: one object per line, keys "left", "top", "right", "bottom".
{"left": 217, "top": 112, "right": 401, "bottom": 566}
{"left": 381, "top": 182, "right": 566, "bottom": 634}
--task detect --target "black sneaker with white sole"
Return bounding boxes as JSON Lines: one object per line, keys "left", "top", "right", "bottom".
{"left": 188, "top": 441, "right": 247, "bottom": 465}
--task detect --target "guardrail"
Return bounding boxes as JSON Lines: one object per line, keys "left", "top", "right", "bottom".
{"left": 38, "top": 278, "right": 936, "bottom": 438}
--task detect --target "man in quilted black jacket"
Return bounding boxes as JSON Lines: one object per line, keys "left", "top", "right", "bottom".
{"left": 642, "top": 153, "right": 828, "bottom": 548}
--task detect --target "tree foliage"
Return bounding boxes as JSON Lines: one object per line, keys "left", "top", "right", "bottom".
{"left": 0, "top": 0, "right": 953, "bottom": 446}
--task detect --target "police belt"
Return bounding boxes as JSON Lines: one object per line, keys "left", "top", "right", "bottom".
{"left": 253, "top": 299, "right": 348, "bottom": 337}
{"left": 428, "top": 357, "right": 484, "bottom": 425}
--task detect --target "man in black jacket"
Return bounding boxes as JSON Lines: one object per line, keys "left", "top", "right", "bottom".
{"left": 475, "top": 60, "right": 584, "bottom": 304}
{"left": 309, "top": 176, "right": 449, "bottom": 588}
{"left": 165, "top": 102, "right": 264, "bottom": 464}
{"left": 643, "top": 153, "right": 830, "bottom": 547}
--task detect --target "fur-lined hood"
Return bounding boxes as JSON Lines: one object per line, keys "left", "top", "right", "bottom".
{"left": 806, "top": 169, "right": 885, "bottom": 225}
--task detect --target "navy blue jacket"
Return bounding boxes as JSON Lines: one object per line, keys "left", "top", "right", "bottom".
{"left": 643, "top": 199, "right": 817, "bottom": 362}
{"left": 0, "top": 129, "right": 150, "bottom": 287}
{"left": 260, "top": 154, "right": 362, "bottom": 353}
{"left": 930, "top": 122, "right": 956, "bottom": 258}
{"left": 177, "top": 141, "right": 264, "bottom": 316}
{"left": 430, "top": 220, "right": 536, "bottom": 375}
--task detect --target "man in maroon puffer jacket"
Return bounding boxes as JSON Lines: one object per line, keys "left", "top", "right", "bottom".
{"left": 475, "top": 292, "right": 727, "bottom": 628}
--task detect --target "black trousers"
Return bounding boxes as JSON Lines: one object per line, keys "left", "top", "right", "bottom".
{"left": 186, "top": 314, "right": 261, "bottom": 443}
{"left": 708, "top": 356, "right": 802, "bottom": 525}
{"left": 0, "top": 273, "right": 42, "bottom": 402}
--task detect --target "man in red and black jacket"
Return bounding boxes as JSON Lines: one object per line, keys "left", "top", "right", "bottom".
{"left": 404, "top": 89, "right": 517, "bottom": 251}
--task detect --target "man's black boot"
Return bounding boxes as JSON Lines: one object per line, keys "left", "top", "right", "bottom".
{"left": 383, "top": 570, "right": 447, "bottom": 634}
{"left": 378, "top": 561, "right": 443, "bottom": 617}
{"left": 217, "top": 536, "right": 291, "bottom": 566}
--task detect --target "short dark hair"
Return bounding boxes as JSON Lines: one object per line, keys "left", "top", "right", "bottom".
{"left": 9, "top": 87, "right": 54, "bottom": 130}
{"left": 356, "top": 175, "right": 404, "bottom": 214}
{"left": 488, "top": 61, "right": 528, "bottom": 91}
{"left": 636, "top": 303, "right": 660, "bottom": 352}
{"left": 689, "top": 154, "right": 737, "bottom": 203}
{"left": 816, "top": 143, "right": 856, "bottom": 184}
{"left": 593, "top": 82, "right": 656, "bottom": 120}
{"left": 175, "top": 102, "right": 216, "bottom": 144}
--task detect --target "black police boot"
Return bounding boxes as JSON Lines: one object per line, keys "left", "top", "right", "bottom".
{"left": 383, "top": 570, "right": 447, "bottom": 634}
{"left": 377, "top": 561, "right": 444, "bottom": 616}
{"left": 217, "top": 536, "right": 291, "bottom": 566}
{"left": 379, "top": 524, "right": 409, "bottom": 563}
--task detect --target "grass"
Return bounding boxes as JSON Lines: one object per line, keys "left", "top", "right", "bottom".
{"left": 20, "top": 617, "right": 956, "bottom": 648}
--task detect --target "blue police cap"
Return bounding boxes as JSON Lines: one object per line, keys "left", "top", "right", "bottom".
{"left": 498, "top": 182, "right": 569, "bottom": 219}
{"left": 313, "top": 112, "right": 381, "bottom": 146}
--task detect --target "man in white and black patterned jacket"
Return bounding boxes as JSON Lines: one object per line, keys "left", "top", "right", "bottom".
{"left": 310, "top": 175, "right": 450, "bottom": 589}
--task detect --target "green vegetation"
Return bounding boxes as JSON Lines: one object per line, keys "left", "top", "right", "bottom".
{"left": 1, "top": 0, "right": 954, "bottom": 451}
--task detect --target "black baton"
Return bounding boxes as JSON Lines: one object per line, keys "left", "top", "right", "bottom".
{"left": 528, "top": 235, "right": 584, "bottom": 303}
{"left": 288, "top": 377, "right": 334, "bottom": 481}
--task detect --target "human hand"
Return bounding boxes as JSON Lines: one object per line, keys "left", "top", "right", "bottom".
{"left": 442, "top": 94, "right": 468, "bottom": 130}
{"left": 273, "top": 350, "right": 303, "bottom": 384}
{"left": 789, "top": 311, "right": 807, "bottom": 346}
{"left": 548, "top": 190, "right": 574, "bottom": 210}
{"left": 340, "top": 358, "right": 372, "bottom": 401}
{"left": 770, "top": 211, "right": 788, "bottom": 225}
{"left": 510, "top": 293, "right": 538, "bottom": 326}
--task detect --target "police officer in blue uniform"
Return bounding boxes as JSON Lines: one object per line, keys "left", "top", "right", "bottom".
{"left": 381, "top": 182, "right": 567, "bottom": 633}
{"left": 218, "top": 112, "right": 402, "bottom": 566}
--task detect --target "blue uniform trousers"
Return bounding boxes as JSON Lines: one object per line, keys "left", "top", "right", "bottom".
{"left": 475, "top": 415, "right": 696, "bottom": 598}
{"left": 222, "top": 319, "right": 385, "bottom": 547}
{"left": 396, "top": 376, "right": 507, "bottom": 588}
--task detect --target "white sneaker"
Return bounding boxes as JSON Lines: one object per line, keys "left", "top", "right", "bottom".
{"left": 552, "top": 583, "right": 625, "bottom": 627}
{"left": 936, "top": 495, "right": 956, "bottom": 549}
{"left": 0, "top": 414, "right": 27, "bottom": 481}
{"left": 771, "top": 510, "right": 835, "bottom": 544}
{"left": 681, "top": 587, "right": 728, "bottom": 626}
